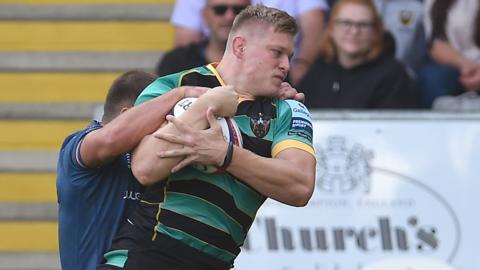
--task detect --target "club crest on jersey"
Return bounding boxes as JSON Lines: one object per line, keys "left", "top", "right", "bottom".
{"left": 250, "top": 112, "right": 271, "bottom": 138}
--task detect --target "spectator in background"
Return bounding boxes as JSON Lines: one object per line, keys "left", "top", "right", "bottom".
{"left": 156, "top": 0, "right": 250, "bottom": 76}
{"left": 373, "top": 0, "right": 427, "bottom": 77}
{"left": 298, "top": 0, "right": 418, "bottom": 109}
{"left": 328, "top": 0, "right": 427, "bottom": 77}
{"left": 417, "top": 0, "right": 480, "bottom": 107}
{"left": 169, "top": 0, "right": 328, "bottom": 85}
{"left": 57, "top": 70, "right": 207, "bottom": 270}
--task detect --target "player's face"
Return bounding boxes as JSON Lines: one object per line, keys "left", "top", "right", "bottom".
{"left": 242, "top": 26, "right": 294, "bottom": 97}
{"left": 204, "top": 0, "right": 249, "bottom": 44}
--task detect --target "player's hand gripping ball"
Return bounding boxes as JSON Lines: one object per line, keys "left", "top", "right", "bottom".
{"left": 172, "top": 97, "right": 242, "bottom": 173}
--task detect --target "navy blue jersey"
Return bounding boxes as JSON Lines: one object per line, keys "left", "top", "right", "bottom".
{"left": 56, "top": 121, "right": 143, "bottom": 270}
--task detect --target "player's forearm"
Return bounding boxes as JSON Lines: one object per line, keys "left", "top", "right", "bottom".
{"left": 83, "top": 88, "right": 186, "bottom": 168}
{"left": 104, "top": 89, "right": 184, "bottom": 150}
{"left": 226, "top": 147, "right": 316, "bottom": 206}
{"left": 133, "top": 86, "right": 238, "bottom": 185}
{"left": 131, "top": 133, "right": 182, "bottom": 186}
{"left": 132, "top": 99, "right": 215, "bottom": 185}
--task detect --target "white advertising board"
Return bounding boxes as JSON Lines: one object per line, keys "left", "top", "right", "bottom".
{"left": 235, "top": 113, "right": 480, "bottom": 270}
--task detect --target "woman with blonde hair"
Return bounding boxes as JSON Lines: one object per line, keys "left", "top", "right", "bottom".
{"left": 299, "top": 0, "right": 418, "bottom": 109}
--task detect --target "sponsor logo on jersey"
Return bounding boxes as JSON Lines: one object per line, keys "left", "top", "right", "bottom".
{"left": 250, "top": 112, "right": 272, "bottom": 138}
{"left": 286, "top": 100, "right": 313, "bottom": 141}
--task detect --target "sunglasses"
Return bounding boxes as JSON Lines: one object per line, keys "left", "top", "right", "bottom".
{"left": 209, "top": 4, "right": 248, "bottom": 16}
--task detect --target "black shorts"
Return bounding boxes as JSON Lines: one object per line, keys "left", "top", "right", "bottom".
{"left": 124, "top": 234, "right": 232, "bottom": 270}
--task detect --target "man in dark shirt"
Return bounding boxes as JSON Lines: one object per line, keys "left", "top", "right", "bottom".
{"left": 156, "top": 0, "right": 250, "bottom": 76}
{"left": 57, "top": 70, "right": 207, "bottom": 270}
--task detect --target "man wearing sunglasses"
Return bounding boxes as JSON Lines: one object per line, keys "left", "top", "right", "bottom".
{"left": 156, "top": 0, "right": 250, "bottom": 76}
{"left": 209, "top": 3, "right": 248, "bottom": 16}
{"left": 170, "top": 0, "right": 328, "bottom": 86}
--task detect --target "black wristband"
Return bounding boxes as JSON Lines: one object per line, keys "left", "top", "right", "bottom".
{"left": 220, "top": 141, "right": 234, "bottom": 170}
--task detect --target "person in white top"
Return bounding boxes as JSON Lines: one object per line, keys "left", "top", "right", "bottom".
{"left": 373, "top": 0, "right": 427, "bottom": 77}
{"left": 424, "top": 0, "right": 480, "bottom": 66}
{"left": 170, "top": 0, "right": 329, "bottom": 85}
{"left": 418, "top": 0, "right": 480, "bottom": 107}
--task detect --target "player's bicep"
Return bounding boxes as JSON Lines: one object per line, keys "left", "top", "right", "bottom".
{"left": 276, "top": 147, "right": 315, "bottom": 177}
{"left": 78, "top": 130, "right": 116, "bottom": 168}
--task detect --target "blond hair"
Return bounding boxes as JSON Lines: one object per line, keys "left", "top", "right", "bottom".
{"left": 230, "top": 4, "right": 298, "bottom": 36}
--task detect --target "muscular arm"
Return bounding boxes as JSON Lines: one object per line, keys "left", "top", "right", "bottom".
{"left": 79, "top": 86, "right": 203, "bottom": 168}
{"left": 132, "top": 86, "right": 238, "bottom": 186}
{"left": 227, "top": 146, "right": 316, "bottom": 207}
{"left": 159, "top": 129, "right": 316, "bottom": 206}
{"left": 156, "top": 115, "right": 316, "bottom": 206}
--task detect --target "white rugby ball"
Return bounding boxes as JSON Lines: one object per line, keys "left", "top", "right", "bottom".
{"left": 172, "top": 97, "right": 242, "bottom": 173}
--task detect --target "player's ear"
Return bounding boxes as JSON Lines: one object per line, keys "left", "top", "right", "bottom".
{"left": 232, "top": 36, "right": 246, "bottom": 59}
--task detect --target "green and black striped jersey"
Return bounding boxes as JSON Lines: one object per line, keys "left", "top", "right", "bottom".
{"left": 135, "top": 64, "right": 315, "bottom": 264}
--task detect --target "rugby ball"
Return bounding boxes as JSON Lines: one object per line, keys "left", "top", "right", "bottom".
{"left": 172, "top": 97, "right": 242, "bottom": 173}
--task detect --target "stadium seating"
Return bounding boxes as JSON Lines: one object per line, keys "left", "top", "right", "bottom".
{"left": 0, "top": 1, "right": 174, "bottom": 269}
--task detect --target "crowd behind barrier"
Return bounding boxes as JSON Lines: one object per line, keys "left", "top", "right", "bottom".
{"left": 0, "top": 0, "right": 478, "bottom": 270}
{"left": 167, "top": 0, "right": 479, "bottom": 110}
